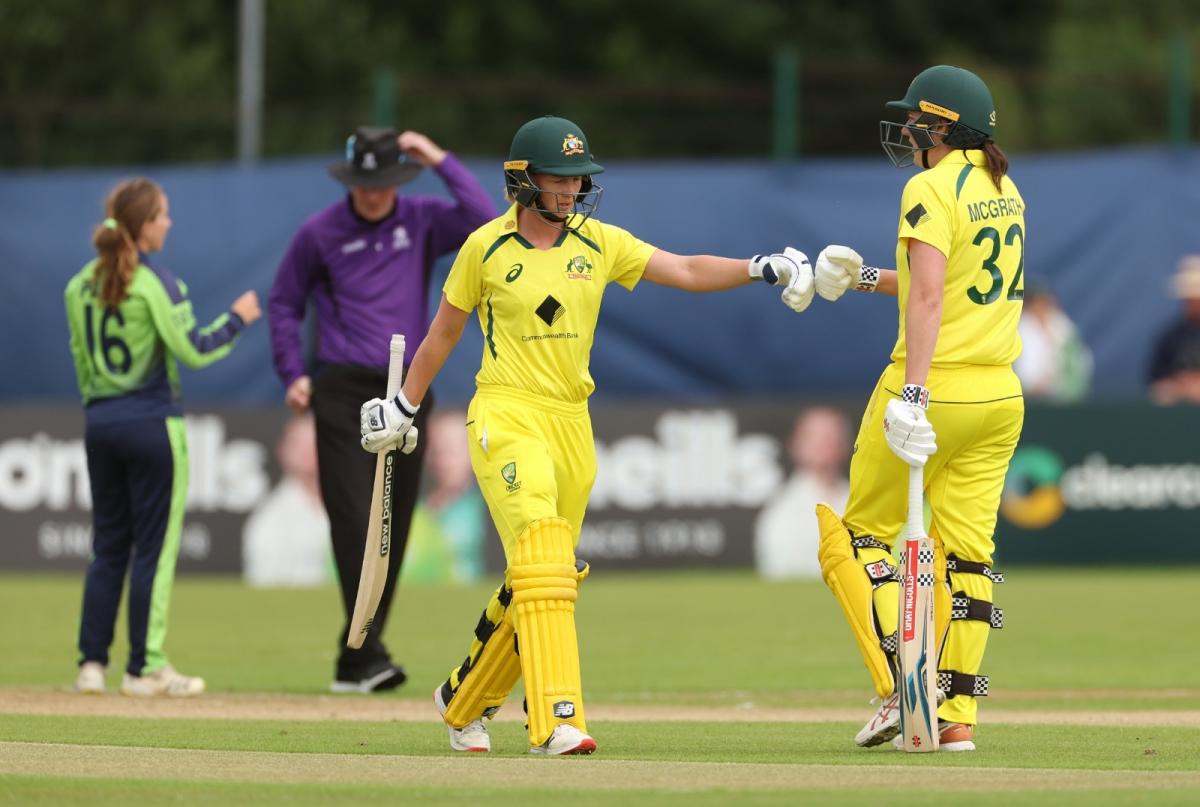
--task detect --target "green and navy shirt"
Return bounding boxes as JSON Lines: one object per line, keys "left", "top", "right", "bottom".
{"left": 64, "top": 255, "right": 245, "bottom": 424}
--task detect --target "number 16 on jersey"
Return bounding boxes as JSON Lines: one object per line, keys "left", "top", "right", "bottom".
{"left": 897, "top": 464, "right": 939, "bottom": 752}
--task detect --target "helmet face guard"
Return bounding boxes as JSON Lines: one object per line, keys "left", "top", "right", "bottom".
{"left": 879, "top": 113, "right": 943, "bottom": 168}
{"left": 504, "top": 160, "right": 604, "bottom": 231}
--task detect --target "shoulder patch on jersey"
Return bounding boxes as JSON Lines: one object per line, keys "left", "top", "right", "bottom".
{"left": 905, "top": 203, "right": 930, "bottom": 229}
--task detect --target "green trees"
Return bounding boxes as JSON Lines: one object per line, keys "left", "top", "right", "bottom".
{"left": 0, "top": 0, "right": 1194, "bottom": 166}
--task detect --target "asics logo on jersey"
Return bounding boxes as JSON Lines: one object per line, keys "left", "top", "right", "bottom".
{"left": 565, "top": 255, "right": 593, "bottom": 279}
{"left": 505, "top": 263, "right": 524, "bottom": 283}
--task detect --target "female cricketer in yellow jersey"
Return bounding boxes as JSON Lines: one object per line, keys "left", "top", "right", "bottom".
{"left": 811, "top": 66, "right": 1024, "bottom": 752}
{"left": 359, "top": 115, "right": 815, "bottom": 755}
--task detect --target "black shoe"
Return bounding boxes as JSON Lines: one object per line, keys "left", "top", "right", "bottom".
{"left": 330, "top": 662, "right": 407, "bottom": 693}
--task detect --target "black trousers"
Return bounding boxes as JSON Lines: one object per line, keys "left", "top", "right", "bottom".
{"left": 311, "top": 364, "right": 431, "bottom": 677}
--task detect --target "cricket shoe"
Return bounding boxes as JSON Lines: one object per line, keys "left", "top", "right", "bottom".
{"left": 434, "top": 683, "right": 490, "bottom": 752}
{"left": 75, "top": 661, "right": 106, "bottom": 694}
{"left": 120, "top": 664, "right": 205, "bottom": 697}
{"left": 530, "top": 723, "right": 597, "bottom": 756}
{"left": 890, "top": 720, "right": 976, "bottom": 751}
{"left": 330, "top": 662, "right": 407, "bottom": 694}
{"left": 855, "top": 688, "right": 946, "bottom": 747}
{"left": 937, "top": 721, "right": 975, "bottom": 752}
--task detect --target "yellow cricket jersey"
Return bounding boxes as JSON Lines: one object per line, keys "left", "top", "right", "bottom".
{"left": 892, "top": 150, "right": 1026, "bottom": 375}
{"left": 444, "top": 204, "right": 656, "bottom": 404}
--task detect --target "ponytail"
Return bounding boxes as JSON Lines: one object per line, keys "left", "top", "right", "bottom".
{"left": 981, "top": 141, "right": 1009, "bottom": 192}
{"left": 91, "top": 178, "right": 162, "bottom": 308}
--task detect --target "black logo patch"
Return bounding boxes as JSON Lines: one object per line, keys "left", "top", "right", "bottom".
{"left": 552, "top": 700, "right": 576, "bottom": 718}
{"left": 535, "top": 295, "right": 566, "bottom": 326}
{"left": 905, "top": 203, "right": 929, "bottom": 228}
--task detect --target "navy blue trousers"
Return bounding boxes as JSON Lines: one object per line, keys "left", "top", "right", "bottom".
{"left": 79, "top": 417, "right": 187, "bottom": 676}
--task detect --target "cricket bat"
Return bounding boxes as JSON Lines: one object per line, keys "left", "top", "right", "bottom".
{"left": 897, "top": 464, "right": 939, "bottom": 752}
{"left": 346, "top": 334, "right": 406, "bottom": 650}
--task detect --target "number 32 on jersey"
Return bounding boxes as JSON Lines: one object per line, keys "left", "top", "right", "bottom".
{"left": 967, "top": 222, "right": 1024, "bottom": 305}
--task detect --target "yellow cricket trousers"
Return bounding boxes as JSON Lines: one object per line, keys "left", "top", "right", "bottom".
{"left": 844, "top": 362, "right": 1023, "bottom": 725}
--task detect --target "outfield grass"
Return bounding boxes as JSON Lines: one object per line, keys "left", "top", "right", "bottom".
{"left": 1, "top": 569, "right": 1198, "bottom": 804}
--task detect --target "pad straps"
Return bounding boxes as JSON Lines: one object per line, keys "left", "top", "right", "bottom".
{"left": 938, "top": 669, "right": 989, "bottom": 698}
{"left": 950, "top": 593, "right": 1004, "bottom": 629}
{"left": 947, "top": 555, "right": 1005, "bottom": 584}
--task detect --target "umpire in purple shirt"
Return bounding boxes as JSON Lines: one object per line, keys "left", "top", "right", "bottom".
{"left": 268, "top": 127, "right": 494, "bottom": 692}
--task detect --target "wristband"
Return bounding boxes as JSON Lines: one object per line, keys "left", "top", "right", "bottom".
{"left": 856, "top": 266, "right": 881, "bottom": 293}
{"left": 393, "top": 389, "right": 420, "bottom": 417}
{"left": 748, "top": 255, "right": 778, "bottom": 285}
{"left": 900, "top": 384, "right": 930, "bottom": 409}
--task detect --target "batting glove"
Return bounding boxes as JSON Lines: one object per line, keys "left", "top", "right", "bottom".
{"left": 883, "top": 384, "right": 937, "bottom": 467}
{"left": 360, "top": 391, "right": 420, "bottom": 454}
{"left": 814, "top": 245, "right": 879, "bottom": 301}
{"left": 749, "top": 248, "right": 814, "bottom": 313}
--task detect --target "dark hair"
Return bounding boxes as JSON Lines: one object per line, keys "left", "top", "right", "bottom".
{"left": 92, "top": 178, "right": 162, "bottom": 308}
{"left": 980, "top": 141, "right": 1009, "bottom": 191}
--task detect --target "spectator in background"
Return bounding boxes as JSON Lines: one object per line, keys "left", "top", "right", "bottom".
{"left": 242, "top": 413, "right": 334, "bottom": 587}
{"left": 1014, "top": 281, "right": 1092, "bottom": 402}
{"left": 754, "top": 406, "right": 851, "bottom": 580}
{"left": 1148, "top": 255, "right": 1200, "bottom": 405}
{"left": 268, "top": 126, "right": 494, "bottom": 693}
{"left": 401, "top": 409, "right": 487, "bottom": 585}
{"left": 65, "top": 177, "right": 260, "bottom": 696}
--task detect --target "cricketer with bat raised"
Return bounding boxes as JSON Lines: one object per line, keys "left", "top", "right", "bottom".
{"left": 813, "top": 65, "right": 1024, "bottom": 752}
{"left": 359, "top": 115, "right": 815, "bottom": 755}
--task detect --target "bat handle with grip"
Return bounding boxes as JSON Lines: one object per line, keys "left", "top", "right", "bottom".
{"left": 905, "top": 465, "right": 924, "bottom": 537}
{"left": 386, "top": 334, "right": 406, "bottom": 399}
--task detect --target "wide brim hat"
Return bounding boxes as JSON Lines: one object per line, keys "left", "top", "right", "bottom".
{"left": 328, "top": 126, "right": 424, "bottom": 189}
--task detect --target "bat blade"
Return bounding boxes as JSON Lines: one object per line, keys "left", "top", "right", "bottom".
{"left": 897, "top": 465, "right": 939, "bottom": 752}
{"left": 346, "top": 334, "right": 406, "bottom": 649}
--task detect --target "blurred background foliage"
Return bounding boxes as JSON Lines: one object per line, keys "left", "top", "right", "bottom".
{"left": 1, "top": 0, "right": 1196, "bottom": 166}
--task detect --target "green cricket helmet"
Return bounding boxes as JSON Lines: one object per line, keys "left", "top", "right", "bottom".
{"left": 880, "top": 65, "right": 996, "bottom": 168}
{"left": 504, "top": 116, "right": 605, "bottom": 229}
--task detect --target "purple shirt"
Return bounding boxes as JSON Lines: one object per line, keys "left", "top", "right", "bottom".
{"left": 268, "top": 154, "right": 495, "bottom": 386}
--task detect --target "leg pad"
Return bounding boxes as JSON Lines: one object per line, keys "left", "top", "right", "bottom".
{"left": 817, "top": 504, "right": 896, "bottom": 699}
{"left": 512, "top": 517, "right": 586, "bottom": 746}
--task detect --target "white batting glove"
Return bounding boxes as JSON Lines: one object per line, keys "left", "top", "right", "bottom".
{"left": 815, "top": 245, "right": 879, "bottom": 301}
{"left": 360, "top": 391, "right": 420, "bottom": 454}
{"left": 883, "top": 384, "right": 937, "bottom": 467}
{"left": 749, "top": 248, "right": 814, "bottom": 313}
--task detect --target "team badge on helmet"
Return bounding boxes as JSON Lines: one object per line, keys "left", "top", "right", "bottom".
{"left": 562, "top": 134, "right": 585, "bottom": 156}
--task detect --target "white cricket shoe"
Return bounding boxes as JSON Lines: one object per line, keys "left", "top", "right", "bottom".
{"left": 120, "top": 664, "right": 205, "bottom": 697}
{"left": 434, "top": 684, "right": 490, "bottom": 752}
{"left": 855, "top": 691, "right": 901, "bottom": 747}
{"left": 855, "top": 688, "right": 946, "bottom": 747}
{"left": 75, "top": 661, "right": 106, "bottom": 694}
{"left": 530, "top": 723, "right": 597, "bottom": 756}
